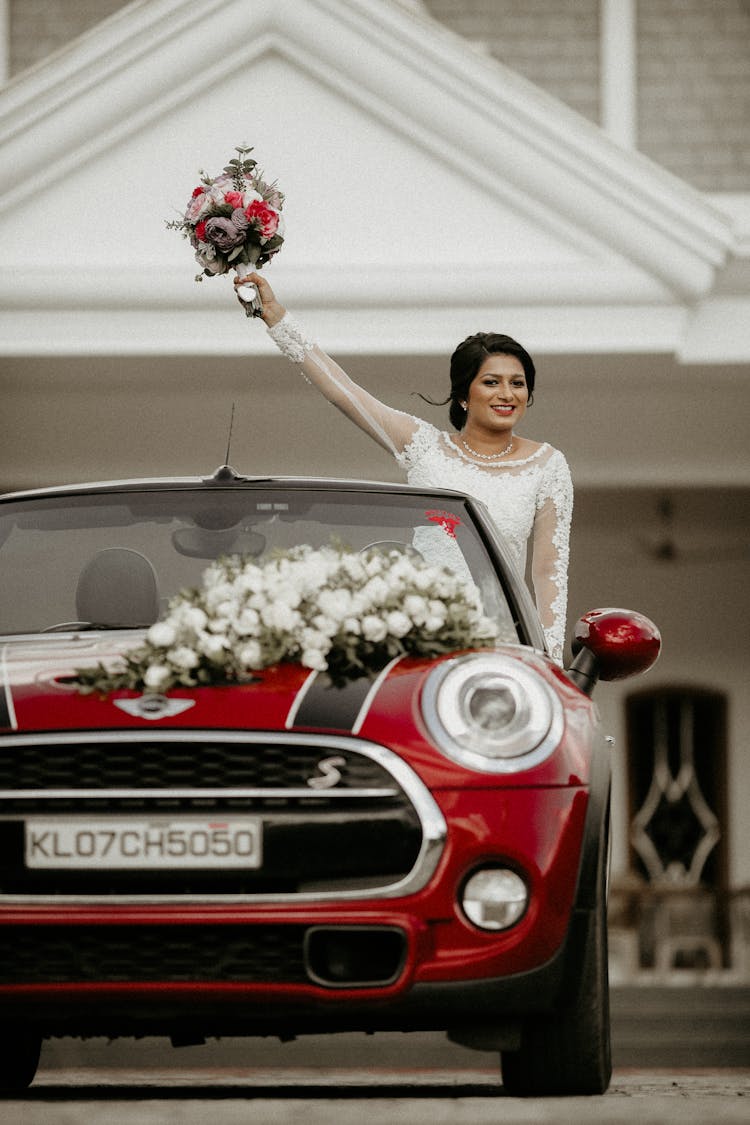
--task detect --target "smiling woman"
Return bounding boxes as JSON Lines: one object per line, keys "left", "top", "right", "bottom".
{"left": 236, "top": 273, "right": 573, "bottom": 663}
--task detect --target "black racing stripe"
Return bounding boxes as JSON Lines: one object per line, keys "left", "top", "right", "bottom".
{"left": 291, "top": 671, "right": 374, "bottom": 732}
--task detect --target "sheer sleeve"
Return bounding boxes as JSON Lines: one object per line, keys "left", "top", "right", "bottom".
{"left": 530, "top": 450, "right": 573, "bottom": 664}
{"left": 266, "top": 313, "right": 419, "bottom": 457}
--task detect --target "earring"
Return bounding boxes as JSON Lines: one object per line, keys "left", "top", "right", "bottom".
{"left": 460, "top": 401, "right": 467, "bottom": 410}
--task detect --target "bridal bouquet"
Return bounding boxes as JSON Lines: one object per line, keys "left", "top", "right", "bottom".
{"left": 74, "top": 544, "right": 499, "bottom": 694}
{"left": 167, "top": 144, "right": 284, "bottom": 314}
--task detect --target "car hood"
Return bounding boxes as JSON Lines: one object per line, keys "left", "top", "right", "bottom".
{"left": 0, "top": 632, "right": 429, "bottom": 737}
{"left": 0, "top": 634, "right": 593, "bottom": 789}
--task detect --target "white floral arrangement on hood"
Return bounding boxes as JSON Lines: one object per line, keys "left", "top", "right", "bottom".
{"left": 74, "top": 544, "right": 500, "bottom": 693}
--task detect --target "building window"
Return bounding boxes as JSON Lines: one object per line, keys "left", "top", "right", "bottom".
{"left": 623, "top": 686, "right": 729, "bottom": 970}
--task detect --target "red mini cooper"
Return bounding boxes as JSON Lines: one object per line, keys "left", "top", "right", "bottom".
{"left": 0, "top": 469, "right": 659, "bottom": 1095}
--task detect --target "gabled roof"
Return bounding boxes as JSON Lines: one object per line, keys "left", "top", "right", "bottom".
{"left": 0, "top": 0, "right": 744, "bottom": 358}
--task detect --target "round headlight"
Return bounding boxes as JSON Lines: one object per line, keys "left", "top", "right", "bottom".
{"left": 462, "top": 867, "right": 528, "bottom": 931}
{"left": 422, "top": 653, "right": 563, "bottom": 772}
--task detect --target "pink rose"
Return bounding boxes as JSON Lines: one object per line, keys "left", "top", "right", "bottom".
{"left": 245, "top": 199, "right": 279, "bottom": 239}
{"left": 224, "top": 191, "right": 245, "bottom": 209}
{"left": 208, "top": 176, "right": 234, "bottom": 204}
{"left": 186, "top": 187, "right": 210, "bottom": 222}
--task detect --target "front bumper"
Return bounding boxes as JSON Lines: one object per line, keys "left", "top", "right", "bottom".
{"left": 0, "top": 781, "right": 591, "bottom": 1037}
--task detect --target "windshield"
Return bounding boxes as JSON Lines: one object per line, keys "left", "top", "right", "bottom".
{"left": 0, "top": 486, "right": 521, "bottom": 642}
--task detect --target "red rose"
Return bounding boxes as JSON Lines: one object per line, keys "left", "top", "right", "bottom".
{"left": 191, "top": 186, "right": 205, "bottom": 198}
{"left": 195, "top": 220, "right": 207, "bottom": 242}
{"left": 224, "top": 191, "right": 244, "bottom": 209}
{"left": 245, "top": 199, "right": 279, "bottom": 239}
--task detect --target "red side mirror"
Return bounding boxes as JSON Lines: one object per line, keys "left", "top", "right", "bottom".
{"left": 572, "top": 608, "right": 661, "bottom": 681}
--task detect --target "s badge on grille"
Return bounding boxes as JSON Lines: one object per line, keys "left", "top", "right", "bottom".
{"left": 306, "top": 755, "right": 347, "bottom": 790}
{"left": 113, "top": 694, "right": 196, "bottom": 720}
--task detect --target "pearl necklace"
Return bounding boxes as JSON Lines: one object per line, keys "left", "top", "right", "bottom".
{"left": 460, "top": 434, "right": 514, "bottom": 461}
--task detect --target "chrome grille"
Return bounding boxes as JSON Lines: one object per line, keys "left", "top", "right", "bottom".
{"left": 0, "top": 732, "right": 446, "bottom": 903}
{"left": 0, "top": 738, "right": 393, "bottom": 797}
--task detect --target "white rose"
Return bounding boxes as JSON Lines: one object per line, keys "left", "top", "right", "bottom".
{"left": 144, "top": 663, "right": 171, "bottom": 690}
{"left": 386, "top": 611, "right": 412, "bottom": 638}
{"left": 238, "top": 641, "right": 262, "bottom": 669}
{"left": 199, "top": 634, "right": 228, "bottom": 661}
{"left": 363, "top": 576, "right": 389, "bottom": 606}
{"left": 202, "top": 563, "right": 225, "bottom": 586}
{"left": 168, "top": 646, "right": 199, "bottom": 671}
{"left": 215, "top": 598, "right": 241, "bottom": 622}
{"left": 362, "top": 615, "right": 388, "bottom": 643}
{"left": 349, "top": 592, "right": 369, "bottom": 616}
{"left": 208, "top": 615, "right": 232, "bottom": 636}
{"left": 204, "top": 582, "right": 236, "bottom": 610}
{"left": 318, "top": 589, "right": 353, "bottom": 619}
{"left": 273, "top": 585, "right": 302, "bottom": 609}
{"left": 235, "top": 607, "right": 260, "bottom": 636}
{"left": 301, "top": 648, "right": 327, "bottom": 671}
{"left": 261, "top": 602, "right": 301, "bottom": 631}
{"left": 403, "top": 595, "right": 427, "bottom": 622}
{"left": 304, "top": 555, "right": 335, "bottom": 589}
{"left": 341, "top": 555, "right": 366, "bottom": 582}
{"left": 181, "top": 606, "right": 208, "bottom": 632}
{"left": 235, "top": 569, "right": 262, "bottom": 594}
{"left": 147, "top": 621, "right": 176, "bottom": 648}
{"left": 363, "top": 551, "right": 384, "bottom": 572}
{"left": 311, "top": 613, "right": 337, "bottom": 637}
{"left": 301, "top": 628, "right": 331, "bottom": 653}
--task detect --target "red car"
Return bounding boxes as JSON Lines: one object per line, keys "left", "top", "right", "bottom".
{"left": 0, "top": 469, "right": 659, "bottom": 1095}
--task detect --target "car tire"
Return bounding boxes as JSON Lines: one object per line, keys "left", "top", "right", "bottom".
{"left": 500, "top": 830, "right": 612, "bottom": 1097}
{"left": 0, "top": 1029, "right": 42, "bottom": 1091}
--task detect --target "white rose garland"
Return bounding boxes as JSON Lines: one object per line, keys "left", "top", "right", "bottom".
{"left": 74, "top": 544, "right": 502, "bottom": 694}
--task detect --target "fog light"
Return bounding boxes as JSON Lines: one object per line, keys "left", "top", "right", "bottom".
{"left": 461, "top": 868, "right": 528, "bottom": 931}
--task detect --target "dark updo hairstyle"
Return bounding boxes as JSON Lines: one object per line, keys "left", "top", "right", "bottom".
{"left": 442, "top": 332, "right": 536, "bottom": 430}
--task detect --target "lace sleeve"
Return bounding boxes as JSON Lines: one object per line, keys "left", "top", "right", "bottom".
{"left": 267, "top": 313, "right": 419, "bottom": 458}
{"left": 530, "top": 449, "right": 573, "bottom": 664}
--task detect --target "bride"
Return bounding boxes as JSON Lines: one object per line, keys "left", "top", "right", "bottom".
{"left": 235, "top": 273, "right": 573, "bottom": 664}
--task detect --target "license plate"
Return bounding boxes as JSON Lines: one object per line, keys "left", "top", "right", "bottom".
{"left": 24, "top": 818, "right": 262, "bottom": 870}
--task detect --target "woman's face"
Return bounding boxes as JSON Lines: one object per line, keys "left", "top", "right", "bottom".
{"left": 465, "top": 353, "right": 529, "bottom": 432}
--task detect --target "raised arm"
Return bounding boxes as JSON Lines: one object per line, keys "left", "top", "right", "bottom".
{"left": 530, "top": 451, "right": 574, "bottom": 664}
{"left": 237, "top": 273, "right": 419, "bottom": 458}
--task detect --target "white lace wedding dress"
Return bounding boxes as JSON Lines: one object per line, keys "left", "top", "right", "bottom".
{"left": 266, "top": 314, "right": 573, "bottom": 663}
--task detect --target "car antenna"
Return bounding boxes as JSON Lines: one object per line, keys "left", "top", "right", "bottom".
{"left": 224, "top": 401, "right": 236, "bottom": 466}
{"left": 208, "top": 403, "right": 245, "bottom": 482}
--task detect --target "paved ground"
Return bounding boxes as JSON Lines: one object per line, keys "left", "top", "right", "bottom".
{"left": 4, "top": 986, "right": 748, "bottom": 1122}
{"left": 4, "top": 1068, "right": 749, "bottom": 1124}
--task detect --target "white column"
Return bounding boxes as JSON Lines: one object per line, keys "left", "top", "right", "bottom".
{"left": 0, "top": 0, "right": 9, "bottom": 86}
{"left": 600, "top": 0, "right": 638, "bottom": 148}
